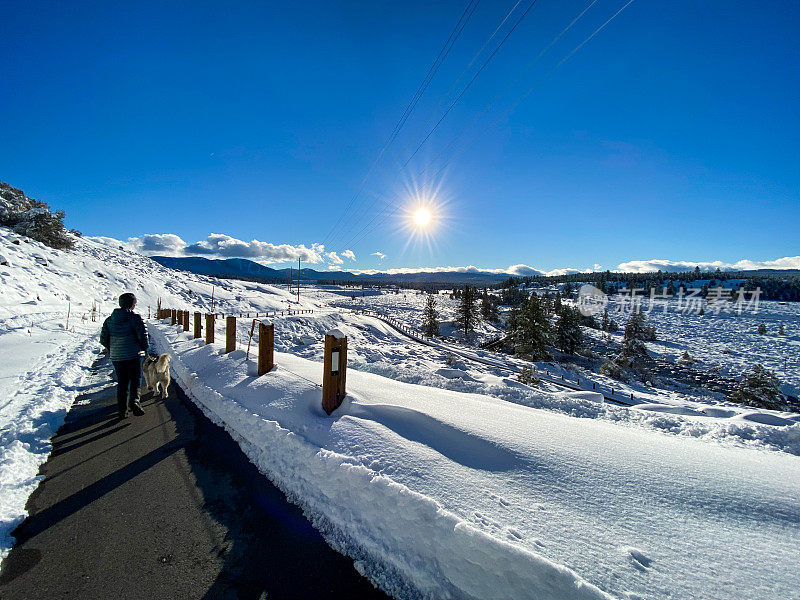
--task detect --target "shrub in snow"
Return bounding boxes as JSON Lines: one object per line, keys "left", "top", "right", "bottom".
{"left": 779, "top": 324, "right": 785, "bottom": 335}
{"left": 677, "top": 350, "right": 695, "bottom": 365}
{"left": 730, "top": 364, "right": 785, "bottom": 411}
{"left": 517, "top": 365, "right": 539, "bottom": 386}
{"left": 0, "top": 181, "right": 74, "bottom": 250}
{"left": 757, "top": 323, "right": 767, "bottom": 335}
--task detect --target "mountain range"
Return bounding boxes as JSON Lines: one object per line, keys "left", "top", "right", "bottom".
{"left": 151, "top": 256, "right": 511, "bottom": 285}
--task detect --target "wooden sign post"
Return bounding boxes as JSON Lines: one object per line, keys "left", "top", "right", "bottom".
{"left": 205, "top": 314, "right": 215, "bottom": 344}
{"left": 258, "top": 321, "right": 274, "bottom": 376}
{"left": 194, "top": 312, "right": 202, "bottom": 339}
{"left": 322, "top": 330, "right": 347, "bottom": 415}
{"left": 225, "top": 316, "right": 236, "bottom": 353}
{"left": 183, "top": 310, "right": 190, "bottom": 332}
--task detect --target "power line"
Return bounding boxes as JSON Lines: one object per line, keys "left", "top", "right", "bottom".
{"left": 340, "top": 0, "right": 543, "bottom": 249}
{"left": 388, "top": 1, "right": 524, "bottom": 169}
{"left": 399, "top": 0, "right": 541, "bottom": 169}
{"left": 344, "top": 0, "right": 638, "bottom": 250}
{"left": 321, "top": 0, "right": 479, "bottom": 250}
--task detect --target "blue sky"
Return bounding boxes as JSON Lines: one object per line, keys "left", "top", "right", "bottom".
{"left": 2, "top": 0, "right": 798, "bottom": 273}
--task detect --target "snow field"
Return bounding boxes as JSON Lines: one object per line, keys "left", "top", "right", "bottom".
{"left": 151, "top": 321, "right": 800, "bottom": 600}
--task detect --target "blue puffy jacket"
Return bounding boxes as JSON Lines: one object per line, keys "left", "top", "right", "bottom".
{"left": 100, "top": 308, "right": 149, "bottom": 361}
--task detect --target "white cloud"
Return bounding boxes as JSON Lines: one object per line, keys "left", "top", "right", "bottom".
{"left": 616, "top": 256, "right": 800, "bottom": 274}
{"left": 371, "top": 251, "right": 386, "bottom": 260}
{"left": 341, "top": 249, "right": 356, "bottom": 261}
{"left": 125, "top": 232, "right": 324, "bottom": 264}
{"left": 326, "top": 251, "right": 344, "bottom": 265}
{"left": 130, "top": 233, "right": 187, "bottom": 255}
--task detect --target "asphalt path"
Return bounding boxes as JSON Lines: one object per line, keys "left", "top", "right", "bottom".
{"left": 0, "top": 356, "right": 388, "bottom": 600}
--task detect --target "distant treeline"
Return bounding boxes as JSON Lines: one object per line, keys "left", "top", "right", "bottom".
{"left": 499, "top": 269, "right": 800, "bottom": 302}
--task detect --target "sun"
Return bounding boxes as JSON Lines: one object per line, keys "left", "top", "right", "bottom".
{"left": 413, "top": 207, "right": 432, "bottom": 228}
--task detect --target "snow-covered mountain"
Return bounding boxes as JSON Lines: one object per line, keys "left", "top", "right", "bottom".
{"left": 151, "top": 255, "right": 513, "bottom": 285}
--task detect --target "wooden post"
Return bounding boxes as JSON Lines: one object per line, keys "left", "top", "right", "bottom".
{"left": 183, "top": 310, "right": 190, "bottom": 331}
{"left": 194, "top": 312, "right": 202, "bottom": 338}
{"left": 322, "top": 331, "right": 347, "bottom": 415}
{"left": 226, "top": 316, "right": 236, "bottom": 353}
{"left": 205, "top": 314, "right": 215, "bottom": 344}
{"left": 171, "top": 309, "right": 177, "bottom": 325}
{"left": 258, "top": 321, "right": 274, "bottom": 376}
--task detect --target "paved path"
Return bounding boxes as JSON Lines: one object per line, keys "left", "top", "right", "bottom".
{"left": 0, "top": 356, "right": 388, "bottom": 600}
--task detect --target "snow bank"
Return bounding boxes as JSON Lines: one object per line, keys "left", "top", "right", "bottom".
{"left": 150, "top": 323, "right": 613, "bottom": 600}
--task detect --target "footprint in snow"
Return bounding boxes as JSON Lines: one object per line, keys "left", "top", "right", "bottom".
{"left": 506, "top": 528, "right": 523, "bottom": 540}
{"left": 621, "top": 546, "right": 653, "bottom": 572}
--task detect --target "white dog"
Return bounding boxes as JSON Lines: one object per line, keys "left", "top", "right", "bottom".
{"left": 143, "top": 354, "right": 171, "bottom": 399}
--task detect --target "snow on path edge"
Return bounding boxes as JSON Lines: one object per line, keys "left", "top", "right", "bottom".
{"left": 0, "top": 336, "right": 99, "bottom": 561}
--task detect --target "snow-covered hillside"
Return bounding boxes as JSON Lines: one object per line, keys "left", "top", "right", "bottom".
{"left": 2, "top": 227, "right": 799, "bottom": 599}
{"left": 0, "top": 229, "right": 309, "bottom": 562}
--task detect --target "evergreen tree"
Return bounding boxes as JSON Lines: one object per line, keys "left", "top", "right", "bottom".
{"left": 422, "top": 294, "right": 440, "bottom": 337}
{"left": 730, "top": 364, "right": 785, "bottom": 410}
{"left": 512, "top": 294, "right": 551, "bottom": 360}
{"left": 455, "top": 285, "right": 479, "bottom": 338}
{"left": 480, "top": 288, "right": 499, "bottom": 321}
{"left": 556, "top": 307, "right": 583, "bottom": 354}
{"left": 601, "top": 308, "right": 610, "bottom": 332}
{"left": 758, "top": 323, "right": 767, "bottom": 335}
{"left": 601, "top": 309, "right": 655, "bottom": 381}
{"left": 554, "top": 292, "right": 563, "bottom": 314}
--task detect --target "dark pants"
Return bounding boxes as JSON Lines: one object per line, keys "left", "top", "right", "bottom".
{"left": 112, "top": 358, "right": 141, "bottom": 415}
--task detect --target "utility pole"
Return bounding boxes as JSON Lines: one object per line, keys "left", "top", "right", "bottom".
{"left": 297, "top": 258, "right": 301, "bottom": 304}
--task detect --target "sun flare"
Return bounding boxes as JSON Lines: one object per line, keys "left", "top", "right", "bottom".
{"left": 413, "top": 207, "right": 432, "bottom": 228}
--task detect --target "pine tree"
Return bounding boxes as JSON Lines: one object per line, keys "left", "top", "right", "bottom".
{"left": 556, "top": 307, "right": 583, "bottom": 354}
{"left": 512, "top": 294, "right": 551, "bottom": 360}
{"left": 624, "top": 310, "right": 646, "bottom": 342}
{"left": 480, "top": 288, "right": 499, "bottom": 321}
{"left": 601, "top": 308, "right": 609, "bottom": 332}
{"left": 601, "top": 309, "right": 655, "bottom": 381}
{"left": 422, "top": 294, "right": 440, "bottom": 337}
{"left": 730, "top": 364, "right": 784, "bottom": 410}
{"left": 554, "top": 292, "right": 563, "bottom": 314}
{"left": 455, "top": 285, "right": 479, "bottom": 338}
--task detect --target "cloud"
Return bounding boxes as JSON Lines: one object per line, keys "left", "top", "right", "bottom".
{"left": 125, "top": 232, "right": 325, "bottom": 264}
{"left": 616, "top": 256, "right": 800, "bottom": 274}
{"left": 133, "top": 233, "right": 187, "bottom": 255}
{"left": 326, "top": 251, "right": 344, "bottom": 265}
{"left": 341, "top": 249, "right": 356, "bottom": 261}
{"left": 371, "top": 251, "right": 386, "bottom": 260}
{"left": 183, "top": 233, "right": 323, "bottom": 263}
